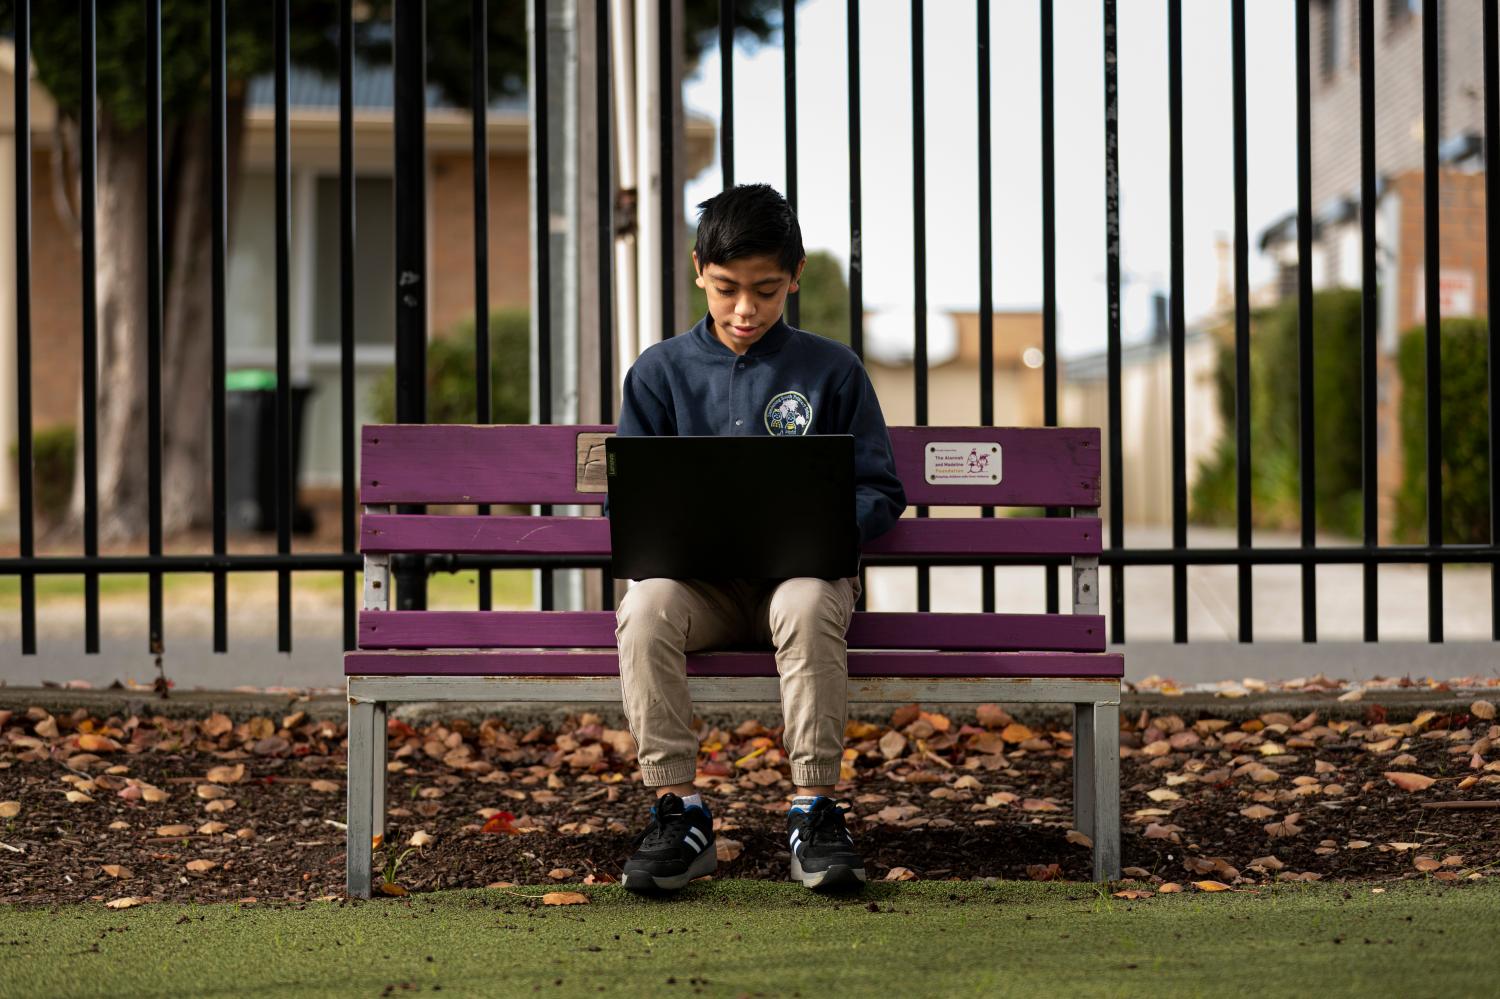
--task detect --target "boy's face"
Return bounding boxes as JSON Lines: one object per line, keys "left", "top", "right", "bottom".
{"left": 693, "top": 252, "right": 806, "bottom": 355}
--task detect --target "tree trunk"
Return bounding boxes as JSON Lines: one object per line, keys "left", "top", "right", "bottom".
{"left": 160, "top": 97, "right": 247, "bottom": 534}
{"left": 82, "top": 114, "right": 151, "bottom": 543}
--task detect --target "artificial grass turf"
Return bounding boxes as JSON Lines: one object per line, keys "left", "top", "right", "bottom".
{"left": 0, "top": 879, "right": 1493, "bottom": 999}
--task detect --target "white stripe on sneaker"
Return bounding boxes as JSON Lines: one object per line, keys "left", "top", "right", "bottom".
{"left": 789, "top": 829, "right": 801, "bottom": 850}
{"left": 685, "top": 826, "right": 707, "bottom": 849}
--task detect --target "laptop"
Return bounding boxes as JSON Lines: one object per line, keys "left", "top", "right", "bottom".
{"left": 605, "top": 435, "right": 860, "bottom": 581}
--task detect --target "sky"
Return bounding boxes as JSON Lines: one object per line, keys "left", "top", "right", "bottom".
{"left": 681, "top": 0, "right": 1299, "bottom": 360}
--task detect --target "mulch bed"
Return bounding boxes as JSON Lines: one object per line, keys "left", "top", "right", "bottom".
{"left": 1, "top": 699, "right": 1497, "bottom": 905}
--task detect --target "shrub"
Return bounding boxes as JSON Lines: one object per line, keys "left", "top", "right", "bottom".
{"left": 372, "top": 309, "right": 531, "bottom": 425}
{"left": 1191, "top": 288, "right": 1366, "bottom": 538}
{"left": 1394, "top": 317, "right": 1492, "bottom": 544}
{"left": 8, "top": 424, "right": 76, "bottom": 526}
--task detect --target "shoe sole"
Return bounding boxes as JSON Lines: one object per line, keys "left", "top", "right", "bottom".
{"left": 622, "top": 846, "right": 717, "bottom": 894}
{"left": 790, "top": 854, "right": 868, "bottom": 891}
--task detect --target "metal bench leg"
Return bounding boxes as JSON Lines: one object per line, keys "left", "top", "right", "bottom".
{"left": 1088, "top": 700, "right": 1121, "bottom": 882}
{"left": 1072, "top": 702, "right": 1096, "bottom": 842}
{"left": 347, "top": 699, "right": 375, "bottom": 899}
{"left": 371, "top": 701, "right": 388, "bottom": 843}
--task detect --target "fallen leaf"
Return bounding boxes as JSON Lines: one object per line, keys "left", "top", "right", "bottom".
{"left": 0, "top": 801, "right": 20, "bottom": 818}
{"left": 156, "top": 824, "right": 193, "bottom": 837}
{"left": 547, "top": 867, "right": 575, "bottom": 880}
{"left": 1346, "top": 840, "right": 1371, "bottom": 849}
{"left": 975, "top": 704, "right": 1012, "bottom": 729}
{"left": 101, "top": 865, "right": 133, "bottom": 879}
{"left": 203, "top": 799, "right": 237, "bottom": 813}
{"left": 141, "top": 786, "right": 170, "bottom": 803}
{"left": 716, "top": 838, "right": 744, "bottom": 862}
{"left": 1157, "top": 882, "right": 1184, "bottom": 893}
{"left": 104, "top": 897, "right": 148, "bottom": 909}
{"left": 1146, "top": 788, "right": 1180, "bottom": 802}
{"left": 1113, "top": 889, "right": 1154, "bottom": 899}
{"left": 197, "top": 822, "right": 228, "bottom": 835}
{"left": 196, "top": 784, "right": 228, "bottom": 800}
{"left": 1264, "top": 813, "right": 1304, "bottom": 838}
{"left": 542, "top": 891, "right": 589, "bottom": 905}
{"left": 1384, "top": 772, "right": 1437, "bottom": 792}
{"left": 1193, "top": 880, "right": 1232, "bottom": 892}
{"left": 884, "top": 867, "right": 917, "bottom": 881}
{"left": 878, "top": 730, "right": 908, "bottom": 760}
{"left": 379, "top": 883, "right": 408, "bottom": 897}
{"left": 64, "top": 790, "right": 94, "bottom": 804}
{"left": 206, "top": 764, "right": 245, "bottom": 784}
{"left": 77, "top": 734, "right": 121, "bottom": 753}
{"left": 481, "top": 812, "right": 518, "bottom": 835}
{"left": 1026, "top": 864, "right": 1063, "bottom": 882}
{"left": 186, "top": 860, "right": 217, "bottom": 873}
{"left": 1470, "top": 700, "right": 1496, "bottom": 721}
{"left": 310, "top": 780, "right": 341, "bottom": 794}
{"left": 999, "top": 723, "right": 1035, "bottom": 744}
{"left": 1248, "top": 855, "right": 1285, "bottom": 871}
{"left": 1020, "top": 798, "right": 1061, "bottom": 812}
{"left": 409, "top": 830, "right": 435, "bottom": 848}
{"left": 1065, "top": 830, "right": 1094, "bottom": 848}
{"left": 1413, "top": 856, "right": 1441, "bottom": 872}
{"left": 1239, "top": 805, "right": 1276, "bottom": 820}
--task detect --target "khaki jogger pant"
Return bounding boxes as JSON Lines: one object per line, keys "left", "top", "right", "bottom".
{"left": 614, "top": 575, "right": 862, "bottom": 788}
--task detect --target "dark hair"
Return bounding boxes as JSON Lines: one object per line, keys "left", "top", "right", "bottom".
{"left": 693, "top": 183, "right": 805, "bottom": 275}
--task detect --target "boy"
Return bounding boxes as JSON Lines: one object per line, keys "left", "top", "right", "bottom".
{"left": 612, "top": 183, "right": 906, "bottom": 893}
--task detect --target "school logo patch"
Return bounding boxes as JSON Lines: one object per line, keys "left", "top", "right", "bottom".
{"left": 764, "top": 390, "right": 813, "bottom": 436}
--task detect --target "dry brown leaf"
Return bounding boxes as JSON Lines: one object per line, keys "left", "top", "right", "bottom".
{"left": 0, "top": 801, "right": 21, "bottom": 818}
{"left": 542, "top": 891, "right": 590, "bottom": 905}
{"left": 1193, "top": 880, "right": 1232, "bottom": 892}
{"left": 1413, "top": 855, "right": 1441, "bottom": 872}
{"left": 1026, "top": 863, "right": 1063, "bottom": 882}
{"left": 198, "top": 822, "right": 228, "bottom": 835}
{"left": 877, "top": 730, "right": 908, "bottom": 760}
{"left": 409, "top": 830, "right": 435, "bottom": 848}
{"left": 77, "top": 734, "right": 121, "bottom": 753}
{"left": 884, "top": 866, "right": 917, "bottom": 881}
{"left": 1113, "top": 889, "right": 1154, "bottom": 899}
{"left": 186, "top": 860, "right": 217, "bottom": 873}
{"left": 1264, "top": 813, "right": 1304, "bottom": 838}
{"left": 104, "top": 897, "right": 148, "bottom": 909}
{"left": 101, "top": 865, "right": 133, "bottom": 879}
{"left": 64, "top": 790, "right": 94, "bottom": 804}
{"left": 999, "top": 723, "right": 1035, "bottom": 744}
{"left": 204, "top": 799, "right": 237, "bottom": 813}
{"left": 1065, "top": 830, "right": 1094, "bottom": 848}
{"left": 379, "top": 883, "right": 408, "bottom": 897}
{"left": 1384, "top": 771, "right": 1437, "bottom": 792}
{"left": 1248, "top": 855, "right": 1285, "bottom": 871}
{"left": 975, "top": 704, "right": 1012, "bottom": 729}
{"left": 716, "top": 838, "right": 744, "bottom": 862}
{"left": 1157, "top": 882, "right": 1184, "bottom": 893}
{"left": 310, "top": 780, "right": 341, "bottom": 794}
{"left": 206, "top": 764, "right": 245, "bottom": 785}
{"left": 1471, "top": 700, "right": 1496, "bottom": 721}
{"left": 1239, "top": 805, "right": 1277, "bottom": 820}
{"left": 156, "top": 824, "right": 193, "bottom": 837}
{"left": 141, "top": 786, "right": 170, "bottom": 803}
{"left": 1146, "top": 788, "right": 1180, "bottom": 802}
{"left": 196, "top": 784, "right": 228, "bottom": 800}
{"left": 202, "top": 713, "right": 233, "bottom": 737}
{"left": 1020, "top": 798, "right": 1061, "bottom": 812}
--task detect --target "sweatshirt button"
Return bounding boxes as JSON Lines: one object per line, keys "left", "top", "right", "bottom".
{"left": 734, "top": 419, "right": 743, "bottom": 426}
{"left": 737, "top": 362, "right": 745, "bottom": 368}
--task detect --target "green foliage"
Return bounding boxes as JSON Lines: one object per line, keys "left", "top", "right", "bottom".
{"left": 1191, "top": 288, "right": 1366, "bottom": 538}
{"left": 371, "top": 309, "right": 531, "bottom": 425}
{"left": 8, "top": 424, "right": 76, "bottom": 526}
{"left": 686, "top": 249, "right": 851, "bottom": 345}
{"left": 1394, "top": 318, "right": 1492, "bottom": 544}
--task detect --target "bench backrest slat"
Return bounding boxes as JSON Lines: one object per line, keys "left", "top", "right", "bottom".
{"left": 359, "top": 513, "right": 1101, "bottom": 557}
{"left": 360, "top": 425, "right": 1100, "bottom": 508}
{"left": 359, "top": 610, "right": 1106, "bottom": 653}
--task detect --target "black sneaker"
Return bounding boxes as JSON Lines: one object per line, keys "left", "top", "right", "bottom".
{"left": 621, "top": 793, "right": 716, "bottom": 893}
{"left": 787, "top": 797, "right": 867, "bottom": 891}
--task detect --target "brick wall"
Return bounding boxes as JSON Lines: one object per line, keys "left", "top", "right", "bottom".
{"left": 428, "top": 150, "right": 532, "bottom": 336}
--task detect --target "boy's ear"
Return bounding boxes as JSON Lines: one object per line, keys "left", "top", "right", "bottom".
{"left": 692, "top": 251, "right": 706, "bottom": 289}
{"left": 788, "top": 256, "right": 807, "bottom": 294}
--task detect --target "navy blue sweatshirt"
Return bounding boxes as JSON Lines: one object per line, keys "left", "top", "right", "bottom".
{"left": 615, "top": 313, "right": 907, "bottom": 544}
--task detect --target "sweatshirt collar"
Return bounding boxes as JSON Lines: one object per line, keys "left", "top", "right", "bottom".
{"left": 690, "top": 312, "right": 793, "bottom": 357}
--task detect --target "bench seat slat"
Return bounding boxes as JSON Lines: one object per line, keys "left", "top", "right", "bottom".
{"left": 344, "top": 649, "right": 1124, "bottom": 678}
{"left": 359, "top": 610, "right": 1105, "bottom": 652}
{"left": 359, "top": 514, "right": 1102, "bottom": 557}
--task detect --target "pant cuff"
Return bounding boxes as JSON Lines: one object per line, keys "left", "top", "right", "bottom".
{"left": 639, "top": 758, "right": 698, "bottom": 787}
{"left": 791, "top": 761, "right": 842, "bottom": 787}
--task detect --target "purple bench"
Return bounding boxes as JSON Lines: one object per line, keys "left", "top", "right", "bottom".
{"left": 345, "top": 424, "right": 1122, "bottom": 895}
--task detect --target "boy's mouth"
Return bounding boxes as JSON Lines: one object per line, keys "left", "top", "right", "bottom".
{"left": 730, "top": 324, "right": 759, "bottom": 336}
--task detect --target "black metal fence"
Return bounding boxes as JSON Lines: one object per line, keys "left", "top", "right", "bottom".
{"left": 3, "top": 0, "right": 1499, "bottom": 660}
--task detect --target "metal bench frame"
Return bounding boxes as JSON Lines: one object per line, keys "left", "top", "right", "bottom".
{"left": 345, "top": 425, "right": 1121, "bottom": 896}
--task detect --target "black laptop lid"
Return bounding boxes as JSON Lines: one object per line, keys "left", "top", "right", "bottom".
{"left": 605, "top": 435, "right": 859, "bottom": 581}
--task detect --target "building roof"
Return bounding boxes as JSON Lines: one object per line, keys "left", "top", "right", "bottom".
{"left": 1063, "top": 327, "right": 1210, "bottom": 382}
{"left": 246, "top": 60, "right": 526, "bottom": 115}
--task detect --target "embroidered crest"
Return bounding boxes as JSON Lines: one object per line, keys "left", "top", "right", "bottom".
{"left": 764, "top": 390, "right": 813, "bottom": 436}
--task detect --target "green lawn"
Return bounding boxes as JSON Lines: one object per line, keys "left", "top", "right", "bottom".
{"left": 0, "top": 879, "right": 1492, "bottom": 998}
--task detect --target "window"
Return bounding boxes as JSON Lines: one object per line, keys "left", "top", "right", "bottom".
{"left": 1321, "top": 0, "right": 1343, "bottom": 79}
{"left": 314, "top": 176, "right": 395, "bottom": 347}
{"left": 1388, "top": 0, "right": 1421, "bottom": 22}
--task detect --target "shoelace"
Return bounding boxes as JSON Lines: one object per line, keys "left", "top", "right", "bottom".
{"left": 801, "top": 799, "right": 855, "bottom": 848}
{"left": 635, "top": 797, "right": 696, "bottom": 851}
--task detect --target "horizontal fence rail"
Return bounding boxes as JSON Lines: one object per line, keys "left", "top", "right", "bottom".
{"left": 3, "top": 0, "right": 1499, "bottom": 663}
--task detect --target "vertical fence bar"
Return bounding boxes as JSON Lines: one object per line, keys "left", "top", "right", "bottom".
{"left": 1041, "top": 0, "right": 1059, "bottom": 615}
{"left": 911, "top": 0, "right": 929, "bottom": 613}
{"left": 1231, "top": 0, "right": 1251, "bottom": 643}
{"left": 211, "top": 0, "right": 228, "bottom": 653}
{"left": 535, "top": 0, "right": 555, "bottom": 611}
{"left": 978, "top": 0, "right": 995, "bottom": 615}
{"left": 1103, "top": 0, "right": 1124, "bottom": 643}
{"left": 473, "top": 0, "right": 493, "bottom": 614}
{"left": 660, "top": 1, "right": 675, "bottom": 343}
{"left": 597, "top": 0, "right": 615, "bottom": 611}
{"left": 1359, "top": 0, "right": 1378, "bottom": 642}
{"left": 13, "top": 0, "right": 34, "bottom": 655}
{"left": 783, "top": 0, "right": 798, "bottom": 328}
{"left": 1295, "top": 0, "right": 1316, "bottom": 642}
{"left": 81, "top": 0, "right": 101, "bottom": 654}
{"left": 847, "top": 0, "right": 862, "bottom": 363}
{"left": 393, "top": 0, "right": 428, "bottom": 611}
{"left": 146, "top": 0, "right": 165, "bottom": 656}
{"left": 720, "top": 0, "right": 733, "bottom": 190}
{"left": 848, "top": 0, "right": 866, "bottom": 612}
{"left": 1423, "top": 0, "right": 1444, "bottom": 642}
{"left": 273, "top": 0, "right": 293, "bottom": 651}
{"left": 1485, "top": 0, "right": 1500, "bottom": 640}
{"left": 340, "top": 0, "right": 358, "bottom": 646}
{"left": 1168, "top": 0, "right": 1187, "bottom": 642}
